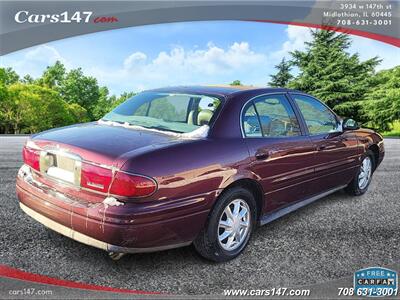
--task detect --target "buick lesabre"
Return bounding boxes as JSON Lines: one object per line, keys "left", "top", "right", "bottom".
{"left": 17, "top": 86, "right": 384, "bottom": 262}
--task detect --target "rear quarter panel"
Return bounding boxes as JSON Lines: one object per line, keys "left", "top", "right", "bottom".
{"left": 120, "top": 138, "right": 252, "bottom": 208}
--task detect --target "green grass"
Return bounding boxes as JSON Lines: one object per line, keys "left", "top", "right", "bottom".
{"left": 382, "top": 120, "right": 400, "bottom": 137}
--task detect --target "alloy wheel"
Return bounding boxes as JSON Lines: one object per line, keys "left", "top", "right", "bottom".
{"left": 358, "top": 156, "right": 372, "bottom": 190}
{"left": 217, "top": 199, "right": 251, "bottom": 251}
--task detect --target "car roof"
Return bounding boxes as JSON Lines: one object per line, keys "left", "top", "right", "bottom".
{"left": 146, "top": 85, "right": 303, "bottom": 98}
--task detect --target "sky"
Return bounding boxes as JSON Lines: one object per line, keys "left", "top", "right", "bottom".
{"left": 1, "top": 21, "right": 399, "bottom": 96}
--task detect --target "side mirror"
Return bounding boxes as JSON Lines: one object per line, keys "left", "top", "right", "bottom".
{"left": 342, "top": 118, "right": 359, "bottom": 131}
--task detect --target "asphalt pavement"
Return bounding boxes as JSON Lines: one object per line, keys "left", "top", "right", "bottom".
{"left": 0, "top": 136, "right": 399, "bottom": 295}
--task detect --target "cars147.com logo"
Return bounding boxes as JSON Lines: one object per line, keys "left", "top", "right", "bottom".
{"left": 354, "top": 267, "right": 398, "bottom": 297}
{"left": 15, "top": 11, "right": 118, "bottom": 24}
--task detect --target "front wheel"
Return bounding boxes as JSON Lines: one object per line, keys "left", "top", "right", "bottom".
{"left": 193, "top": 187, "right": 257, "bottom": 262}
{"left": 345, "top": 150, "right": 375, "bottom": 196}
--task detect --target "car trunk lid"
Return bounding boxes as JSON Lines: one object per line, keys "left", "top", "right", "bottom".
{"left": 32, "top": 122, "right": 179, "bottom": 165}
{"left": 25, "top": 122, "right": 183, "bottom": 202}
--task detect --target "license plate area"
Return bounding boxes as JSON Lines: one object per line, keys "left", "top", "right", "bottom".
{"left": 39, "top": 151, "right": 82, "bottom": 186}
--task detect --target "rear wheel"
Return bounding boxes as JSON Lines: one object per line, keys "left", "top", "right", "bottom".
{"left": 194, "top": 187, "right": 257, "bottom": 262}
{"left": 345, "top": 150, "right": 375, "bottom": 196}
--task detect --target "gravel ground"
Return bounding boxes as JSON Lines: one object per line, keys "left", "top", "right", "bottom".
{"left": 0, "top": 136, "right": 399, "bottom": 295}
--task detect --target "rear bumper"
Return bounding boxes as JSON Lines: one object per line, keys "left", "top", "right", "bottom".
{"left": 20, "top": 202, "right": 190, "bottom": 253}
{"left": 17, "top": 165, "right": 215, "bottom": 252}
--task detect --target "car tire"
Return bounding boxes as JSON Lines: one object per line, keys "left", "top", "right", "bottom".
{"left": 345, "top": 150, "right": 375, "bottom": 196}
{"left": 193, "top": 186, "right": 257, "bottom": 262}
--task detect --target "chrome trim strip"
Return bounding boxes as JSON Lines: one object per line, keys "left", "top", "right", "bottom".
{"left": 259, "top": 185, "right": 346, "bottom": 226}
{"left": 20, "top": 202, "right": 191, "bottom": 254}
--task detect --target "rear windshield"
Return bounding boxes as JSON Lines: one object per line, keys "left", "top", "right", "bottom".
{"left": 102, "top": 92, "right": 222, "bottom": 133}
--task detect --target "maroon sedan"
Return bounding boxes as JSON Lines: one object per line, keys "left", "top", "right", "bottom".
{"left": 17, "top": 86, "right": 384, "bottom": 262}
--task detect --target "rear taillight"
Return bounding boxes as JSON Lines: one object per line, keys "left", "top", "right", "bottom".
{"left": 80, "top": 163, "right": 157, "bottom": 197}
{"left": 80, "top": 162, "right": 113, "bottom": 193}
{"left": 22, "top": 145, "right": 40, "bottom": 171}
{"left": 110, "top": 172, "right": 157, "bottom": 197}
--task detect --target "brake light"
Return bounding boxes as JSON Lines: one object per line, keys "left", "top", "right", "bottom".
{"left": 22, "top": 146, "right": 40, "bottom": 171}
{"left": 80, "top": 162, "right": 113, "bottom": 193}
{"left": 80, "top": 163, "right": 156, "bottom": 197}
{"left": 110, "top": 172, "right": 157, "bottom": 197}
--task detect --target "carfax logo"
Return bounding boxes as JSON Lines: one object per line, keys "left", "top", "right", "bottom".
{"left": 354, "top": 267, "right": 398, "bottom": 297}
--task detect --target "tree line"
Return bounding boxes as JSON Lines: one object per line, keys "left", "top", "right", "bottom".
{"left": 1, "top": 30, "right": 399, "bottom": 134}
{"left": 0, "top": 62, "right": 134, "bottom": 134}
{"left": 266, "top": 30, "right": 399, "bottom": 132}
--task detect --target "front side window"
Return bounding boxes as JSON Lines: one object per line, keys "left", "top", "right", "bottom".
{"left": 102, "top": 92, "right": 221, "bottom": 133}
{"left": 292, "top": 94, "right": 340, "bottom": 135}
{"left": 242, "top": 94, "right": 301, "bottom": 137}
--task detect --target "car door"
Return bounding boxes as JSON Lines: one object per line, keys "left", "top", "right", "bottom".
{"left": 242, "top": 93, "right": 315, "bottom": 213}
{"left": 289, "top": 93, "right": 360, "bottom": 194}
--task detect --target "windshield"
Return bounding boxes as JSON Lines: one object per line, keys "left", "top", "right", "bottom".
{"left": 102, "top": 92, "right": 222, "bottom": 133}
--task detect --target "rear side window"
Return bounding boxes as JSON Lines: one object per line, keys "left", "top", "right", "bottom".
{"left": 242, "top": 94, "right": 301, "bottom": 137}
{"left": 292, "top": 94, "right": 340, "bottom": 135}
{"left": 242, "top": 103, "right": 262, "bottom": 137}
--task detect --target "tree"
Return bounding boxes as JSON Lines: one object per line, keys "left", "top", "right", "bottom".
{"left": 230, "top": 80, "right": 242, "bottom": 86}
{"left": 92, "top": 86, "right": 112, "bottom": 120}
{"left": 289, "top": 30, "right": 380, "bottom": 122}
{"left": 0, "top": 65, "right": 140, "bottom": 133}
{"left": 38, "top": 61, "right": 66, "bottom": 88}
{"left": 67, "top": 103, "right": 90, "bottom": 124}
{"left": 0, "top": 69, "right": 11, "bottom": 133}
{"left": 269, "top": 58, "right": 293, "bottom": 87}
{"left": 110, "top": 91, "right": 136, "bottom": 109}
{"left": 0, "top": 67, "right": 19, "bottom": 85}
{"left": 363, "top": 66, "right": 400, "bottom": 131}
{"left": 4, "top": 83, "right": 76, "bottom": 133}
{"left": 22, "top": 75, "right": 35, "bottom": 84}
{"left": 59, "top": 68, "right": 100, "bottom": 119}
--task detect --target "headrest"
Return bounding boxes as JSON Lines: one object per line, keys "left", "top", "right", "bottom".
{"left": 197, "top": 109, "right": 213, "bottom": 125}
